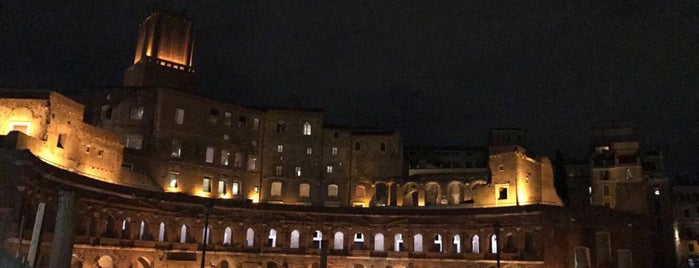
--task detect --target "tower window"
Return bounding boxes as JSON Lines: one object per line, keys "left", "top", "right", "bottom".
{"left": 303, "top": 122, "right": 312, "bottom": 135}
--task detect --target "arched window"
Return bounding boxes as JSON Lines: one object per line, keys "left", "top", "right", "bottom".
{"left": 290, "top": 230, "right": 300, "bottom": 248}
{"left": 299, "top": 183, "right": 310, "bottom": 198}
{"left": 353, "top": 232, "right": 364, "bottom": 249}
{"left": 276, "top": 121, "right": 286, "bottom": 134}
{"left": 246, "top": 228, "right": 255, "bottom": 247}
{"left": 433, "top": 234, "right": 443, "bottom": 252}
{"left": 313, "top": 230, "right": 323, "bottom": 249}
{"left": 303, "top": 122, "right": 312, "bottom": 135}
{"left": 453, "top": 235, "right": 461, "bottom": 253}
{"left": 394, "top": 234, "right": 403, "bottom": 252}
{"left": 180, "top": 224, "right": 187, "bottom": 243}
{"left": 202, "top": 226, "right": 211, "bottom": 244}
{"left": 268, "top": 229, "right": 277, "bottom": 247}
{"left": 504, "top": 234, "right": 516, "bottom": 253}
{"left": 374, "top": 233, "right": 385, "bottom": 251}
{"left": 471, "top": 234, "right": 480, "bottom": 253}
{"left": 328, "top": 184, "right": 339, "bottom": 197}
{"left": 158, "top": 222, "right": 165, "bottom": 242}
{"left": 334, "top": 232, "right": 344, "bottom": 250}
{"left": 490, "top": 234, "right": 498, "bottom": 254}
{"left": 355, "top": 186, "right": 366, "bottom": 198}
{"left": 121, "top": 219, "right": 129, "bottom": 239}
{"left": 138, "top": 220, "right": 147, "bottom": 240}
{"left": 223, "top": 227, "right": 232, "bottom": 245}
{"left": 414, "top": 234, "right": 423, "bottom": 252}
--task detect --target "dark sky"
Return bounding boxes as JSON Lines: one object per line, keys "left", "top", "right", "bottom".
{"left": 1, "top": 1, "right": 698, "bottom": 178}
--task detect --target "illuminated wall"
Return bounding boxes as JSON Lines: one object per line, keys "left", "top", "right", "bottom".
{"left": 133, "top": 12, "right": 194, "bottom": 67}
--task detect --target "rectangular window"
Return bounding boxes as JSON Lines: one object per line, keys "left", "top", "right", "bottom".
{"left": 130, "top": 106, "right": 144, "bottom": 120}
{"left": 328, "top": 184, "right": 338, "bottom": 197}
{"left": 224, "top": 112, "right": 232, "bottom": 126}
{"left": 275, "top": 166, "right": 283, "bottom": 176}
{"left": 295, "top": 166, "right": 302, "bottom": 177}
{"left": 221, "top": 150, "right": 229, "bottom": 165}
{"left": 174, "top": 108, "right": 185, "bottom": 125}
{"left": 332, "top": 147, "right": 338, "bottom": 155}
{"left": 247, "top": 155, "right": 257, "bottom": 170}
{"left": 202, "top": 177, "right": 211, "bottom": 192}
{"left": 168, "top": 172, "right": 178, "bottom": 188}
{"left": 171, "top": 139, "right": 181, "bottom": 158}
{"left": 57, "top": 133, "right": 67, "bottom": 148}
{"left": 234, "top": 153, "right": 243, "bottom": 167}
{"left": 271, "top": 182, "right": 282, "bottom": 197}
{"left": 209, "top": 109, "right": 218, "bottom": 123}
{"left": 205, "top": 147, "right": 215, "bottom": 163}
{"left": 327, "top": 165, "right": 333, "bottom": 173}
{"left": 498, "top": 187, "right": 508, "bottom": 200}
{"left": 218, "top": 180, "right": 226, "bottom": 194}
{"left": 690, "top": 244, "right": 695, "bottom": 252}
{"left": 232, "top": 181, "right": 240, "bottom": 195}
{"left": 303, "top": 122, "right": 312, "bottom": 135}
{"left": 306, "top": 147, "right": 312, "bottom": 154}
{"left": 299, "top": 183, "right": 310, "bottom": 198}
{"left": 603, "top": 186, "right": 610, "bottom": 196}
{"left": 277, "top": 145, "right": 284, "bottom": 153}
{"left": 125, "top": 135, "right": 143, "bottom": 149}
{"left": 253, "top": 118, "right": 260, "bottom": 131}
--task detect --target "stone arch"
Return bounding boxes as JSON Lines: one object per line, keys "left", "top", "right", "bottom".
{"left": 433, "top": 234, "right": 443, "bottom": 252}
{"left": 353, "top": 264, "right": 366, "bottom": 268}
{"left": 524, "top": 232, "right": 534, "bottom": 253}
{"left": 471, "top": 234, "right": 480, "bottom": 253}
{"left": 490, "top": 234, "right": 498, "bottom": 253}
{"left": 202, "top": 225, "right": 212, "bottom": 244}
{"left": 102, "top": 215, "right": 116, "bottom": 238}
{"left": 453, "top": 234, "right": 462, "bottom": 253}
{"left": 389, "top": 183, "right": 398, "bottom": 206}
{"left": 425, "top": 182, "right": 441, "bottom": 206}
{"left": 334, "top": 231, "right": 344, "bottom": 250}
{"left": 504, "top": 233, "right": 516, "bottom": 253}
{"left": 290, "top": 230, "right": 300, "bottom": 248}
{"left": 374, "top": 182, "right": 389, "bottom": 206}
{"left": 447, "top": 181, "right": 463, "bottom": 204}
{"left": 353, "top": 232, "right": 365, "bottom": 249}
{"left": 266, "top": 261, "right": 280, "bottom": 268}
{"left": 402, "top": 183, "right": 419, "bottom": 207}
{"left": 138, "top": 220, "right": 149, "bottom": 240}
{"left": 219, "top": 260, "right": 231, "bottom": 268}
{"left": 96, "top": 255, "right": 115, "bottom": 268}
{"left": 394, "top": 233, "right": 404, "bottom": 251}
{"left": 131, "top": 256, "right": 152, "bottom": 268}
{"left": 120, "top": 218, "right": 130, "bottom": 239}
{"left": 374, "top": 233, "right": 385, "bottom": 251}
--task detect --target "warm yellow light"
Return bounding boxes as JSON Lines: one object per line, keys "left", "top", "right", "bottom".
{"left": 8, "top": 121, "right": 31, "bottom": 135}
{"left": 248, "top": 192, "right": 259, "bottom": 203}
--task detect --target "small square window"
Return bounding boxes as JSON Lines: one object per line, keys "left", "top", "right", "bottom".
{"left": 130, "top": 106, "right": 144, "bottom": 120}
{"left": 223, "top": 134, "right": 229, "bottom": 140}
{"left": 326, "top": 166, "right": 333, "bottom": 173}
{"left": 277, "top": 145, "right": 284, "bottom": 153}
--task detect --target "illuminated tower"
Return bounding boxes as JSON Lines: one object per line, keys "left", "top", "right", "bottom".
{"left": 124, "top": 11, "right": 195, "bottom": 91}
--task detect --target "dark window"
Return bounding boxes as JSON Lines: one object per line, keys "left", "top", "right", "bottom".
{"left": 334, "top": 132, "right": 339, "bottom": 138}
{"left": 57, "top": 133, "right": 66, "bottom": 148}
{"left": 685, "top": 209, "right": 691, "bottom": 218}
{"left": 380, "top": 143, "right": 386, "bottom": 151}
{"left": 238, "top": 115, "right": 247, "bottom": 128}
{"left": 276, "top": 121, "right": 286, "bottom": 134}
{"left": 498, "top": 188, "right": 508, "bottom": 200}
{"left": 209, "top": 109, "right": 218, "bottom": 123}
{"left": 355, "top": 142, "right": 360, "bottom": 151}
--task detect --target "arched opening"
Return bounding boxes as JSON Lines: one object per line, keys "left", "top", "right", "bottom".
{"left": 120, "top": 219, "right": 130, "bottom": 239}
{"left": 246, "top": 228, "right": 255, "bottom": 247}
{"left": 179, "top": 224, "right": 188, "bottom": 243}
{"left": 353, "top": 232, "right": 365, "bottom": 249}
{"left": 268, "top": 229, "right": 277, "bottom": 247}
{"left": 133, "top": 256, "right": 152, "bottom": 268}
{"left": 524, "top": 232, "right": 534, "bottom": 253}
{"left": 471, "top": 234, "right": 480, "bottom": 253}
{"left": 224, "top": 227, "right": 232, "bottom": 245}
{"left": 374, "top": 233, "right": 385, "bottom": 251}
{"left": 389, "top": 183, "right": 398, "bottom": 206}
{"left": 453, "top": 234, "right": 461, "bottom": 253}
{"left": 374, "top": 183, "right": 388, "bottom": 206}
{"left": 504, "top": 234, "right": 516, "bottom": 253}
{"left": 425, "top": 183, "right": 440, "bottom": 206}
{"left": 219, "top": 260, "right": 230, "bottom": 268}
{"left": 433, "top": 234, "right": 443, "bottom": 252}
{"left": 313, "top": 230, "right": 323, "bottom": 248}
{"left": 97, "top": 255, "right": 114, "bottom": 268}
{"left": 402, "top": 183, "right": 419, "bottom": 207}
{"left": 138, "top": 220, "right": 148, "bottom": 240}
{"left": 414, "top": 234, "right": 423, "bottom": 252}
{"left": 334, "top": 231, "right": 344, "bottom": 250}
{"left": 158, "top": 222, "right": 165, "bottom": 242}
{"left": 490, "top": 234, "right": 498, "bottom": 254}
{"left": 463, "top": 185, "right": 474, "bottom": 203}
{"left": 267, "top": 262, "right": 279, "bottom": 268}
{"left": 290, "top": 230, "right": 300, "bottom": 248}
{"left": 394, "top": 233, "right": 403, "bottom": 252}
{"left": 447, "top": 182, "right": 462, "bottom": 204}
{"left": 202, "top": 226, "right": 211, "bottom": 244}
{"left": 353, "top": 265, "right": 366, "bottom": 268}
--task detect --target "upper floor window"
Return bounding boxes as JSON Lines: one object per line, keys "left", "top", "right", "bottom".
{"left": 247, "top": 155, "right": 257, "bottom": 170}
{"left": 277, "top": 145, "right": 284, "bottom": 153}
{"left": 209, "top": 109, "right": 218, "bottom": 123}
{"left": 326, "top": 166, "right": 333, "bottom": 173}
{"left": 253, "top": 118, "right": 260, "bottom": 131}
{"left": 275, "top": 166, "right": 283, "bottom": 176}
{"left": 205, "top": 147, "right": 215, "bottom": 163}
{"left": 271, "top": 182, "right": 282, "bottom": 197}
{"left": 202, "top": 177, "right": 212, "bottom": 192}
{"left": 101, "top": 105, "right": 112, "bottom": 120}
{"left": 224, "top": 112, "right": 232, "bottom": 126}
{"left": 174, "top": 108, "right": 184, "bottom": 125}
{"left": 171, "top": 139, "right": 182, "bottom": 158}
{"left": 125, "top": 135, "right": 143, "bottom": 149}
{"left": 303, "top": 122, "right": 312, "bottom": 135}
{"left": 238, "top": 116, "right": 247, "bottom": 128}
{"left": 306, "top": 147, "right": 313, "bottom": 155}
{"left": 295, "top": 166, "right": 302, "bottom": 177}
{"left": 130, "top": 106, "right": 144, "bottom": 120}
{"left": 276, "top": 121, "right": 286, "bottom": 134}
{"left": 221, "top": 150, "right": 230, "bottom": 166}
{"left": 232, "top": 181, "right": 241, "bottom": 195}
{"left": 234, "top": 153, "right": 243, "bottom": 167}
{"left": 332, "top": 147, "right": 338, "bottom": 155}
{"left": 218, "top": 180, "right": 227, "bottom": 195}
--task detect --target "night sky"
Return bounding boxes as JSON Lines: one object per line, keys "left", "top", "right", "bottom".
{"left": 1, "top": 1, "right": 698, "bottom": 178}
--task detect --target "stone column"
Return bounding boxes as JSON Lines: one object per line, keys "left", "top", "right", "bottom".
{"left": 49, "top": 190, "right": 77, "bottom": 268}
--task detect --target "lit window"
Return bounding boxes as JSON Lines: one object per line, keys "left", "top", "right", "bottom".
{"left": 205, "top": 147, "right": 215, "bottom": 163}
{"left": 224, "top": 112, "right": 232, "bottom": 126}
{"left": 271, "top": 182, "right": 282, "bottom": 197}
{"left": 327, "top": 166, "right": 333, "bottom": 173}
{"left": 253, "top": 118, "right": 260, "bottom": 131}
{"left": 275, "top": 166, "right": 283, "bottom": 176}
{"left": 8, "top": 122, "right": 31, "bottom": 135}
{"left": 299, "top": 183, "right": 310, "bottom": 198}
{"left": 125, "top": 135, "right": 143, "bottom": 149}
{"left": 218, "top": 180, "right": 226, "bottom": 194}
{"left": 295, "top": 166, "right": 302, "bottom": 177}
{"left": 303, "top": 122, "right": 312, "bottom": 135}
{"left": 209, "top": 109, "right": 218, "bottom": 123}
{"left": 203, "top": 177, "right": 211, "bottom": 192}
{"left": 654, "top": 187, "right": 660, "bottom": 196}
{"left": 277, "top": 145, "right": 284, "bottom": 153}
{"left": 223, "top": 134, "right": 229, "bottom": 140}
{"left": 168, "top": 172, "right": 178, "bottom": 188}
{"left": 328, "top": 184, "right": 338, "bottom": 197}
{"left": 306, "top": 147, "right": 312, "bottom": 155}
{"left": 232, "top": 181, "right": 240, "bottom": 195}
{"left": 332, "top": 147, "right": 338, "bottom": 155}
{"left": 247, "top": 155, "right": 257, "bottom": 170}
{"left": 355, "top": 186, "right": 366, "bottom": 198}
{"left": 171, "top": 139, "right": 181, "bottom": 158}
{"left": 234, "top": 153, "right": 243, "bottom": 167}
{"left": 130, "top": 106, "right": 144, "bottom": 120}
{"left": 221, "top": 150, "right": 230, "bottom": 165}
{"left": 174, "top": 108, "right": 184, "bottom": 125}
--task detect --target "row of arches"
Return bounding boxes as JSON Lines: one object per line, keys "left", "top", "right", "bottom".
{"left": 373, "top": 180, "right": 488, "bottom": 207}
